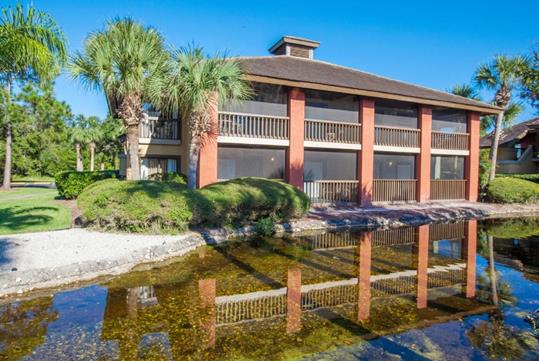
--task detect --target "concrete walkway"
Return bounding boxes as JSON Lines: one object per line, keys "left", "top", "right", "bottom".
{"left": 1, "top": 201, "right": 538, "bottom": 298}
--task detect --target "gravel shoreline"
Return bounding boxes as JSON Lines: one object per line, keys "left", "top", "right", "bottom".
{"left": 1, "top": 201, "right": 538, "bottom": 298}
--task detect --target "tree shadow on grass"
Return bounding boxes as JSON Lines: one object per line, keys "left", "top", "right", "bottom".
{"left": 0, "top": 206, "right": 57, "bottom": 232}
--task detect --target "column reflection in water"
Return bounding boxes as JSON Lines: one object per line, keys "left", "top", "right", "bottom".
{"left": 357, "top": 231, "right": 372, "bottom": 321}
{"left": 465, "top": 220, "right": 477, "bottom": 298}
{"left": 416, "top": 225, "right": 429, "bottom": 309}
{"left": 287, "top": 267, "right": 302, "bottom": 334}
{"left": 198, "top": 278, "right": 216, "bottom": 348}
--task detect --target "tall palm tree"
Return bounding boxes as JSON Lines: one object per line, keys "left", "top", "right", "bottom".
{"left": 85, "top": 116, "right": 103, "bottom": 171}
{"left": 151, "top": 47, "right": 252, "bottom": 189}
{"left": 70, "top": 18, "right": 168, "bottom": 180}
{"left": 0, "top": 4, "right": 66, "bottom": 190}
{"left": 475, "top": 55, "right": 527, "bottom": 182}
{"left": 69, "top": 115, "right": 90, "bottom": 172}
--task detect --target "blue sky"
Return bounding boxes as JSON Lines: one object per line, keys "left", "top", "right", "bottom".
{"left": 6, "top": 0, "right": 539, "bottom": 122}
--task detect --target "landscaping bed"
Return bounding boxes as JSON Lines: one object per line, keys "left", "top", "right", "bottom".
{"left": 77, "top": 177, "right": 310, "bottom": 233}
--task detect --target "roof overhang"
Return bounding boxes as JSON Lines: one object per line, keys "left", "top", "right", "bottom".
{"left": 243, "top": 74, "right": 502, "bottom": 115}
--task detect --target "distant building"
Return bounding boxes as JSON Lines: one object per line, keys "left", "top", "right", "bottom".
{"left": 481, "top": 117, "right": 539, "bottom": 174}
{"left": 120, "top": 35, "right": 500, "bottom": 204}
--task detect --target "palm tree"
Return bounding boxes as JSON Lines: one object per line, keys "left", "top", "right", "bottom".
{"left": 98, "top": 116, "right": 124, "bottom": 169}
{"left": 70, "top": 18, "right": 168, "bottom": 180}
{"left": 450, "top": 84, "right": 481, "bottom": 100}
{"left": 0, "top": 4, "right": 66, "bottom": 190}
{"left": 69, "top": 115, "right": 90, "bottom": 172}
{"left": 475, "top": 55, "right": 527, "bottom": 182}
{"left": 151, "top": 47, "right": 252, "bottom": 188}
{"left": 85, "top": 116, "right": 103, "bottom": 171}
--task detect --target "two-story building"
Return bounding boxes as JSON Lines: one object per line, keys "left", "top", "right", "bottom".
{"left": 121, "top": 36, "right": 501, "bottom": 205}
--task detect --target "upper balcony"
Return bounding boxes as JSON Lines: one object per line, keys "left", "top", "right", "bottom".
{"left": 218, "top": 111, "right": 290, "bottom": 145}
{"left": 140, "top": 117, "right": 180, "bottom": 145}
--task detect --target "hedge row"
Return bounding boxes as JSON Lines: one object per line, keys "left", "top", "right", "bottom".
{"left": 55, "top": 170, "right": 119, "bottom": 199}
{"left": 77, "top": 177, "right": 310, "bottom": 233}
{"left": 486, "top": 177, "right": 539, "bottom": 203}
{"left": 497, "top": 173, "right": 539, "bottom": 184}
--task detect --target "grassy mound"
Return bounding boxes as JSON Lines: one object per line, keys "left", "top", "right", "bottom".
{"left": 78, "top": 177, "right": 310, "bottom": 233}
{"left": 486, "top": 177, "right": 539, "bottom": 203}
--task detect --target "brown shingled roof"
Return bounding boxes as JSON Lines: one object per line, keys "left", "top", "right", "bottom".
{"left": 480, "top": 117, "right": 539, "bottom": 147}
{"left": 237, "top": 56, "right": 500, "bottom": 114}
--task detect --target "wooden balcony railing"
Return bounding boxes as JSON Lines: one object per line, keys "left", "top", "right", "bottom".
{"left": 373, "top": 179, "right": 417, "bottom": 202}
{"left": 430, "top": 179, "right": 466, "bottom": 200}
{"left": 429, "top": 222, "right": 466, "bottom": 242}
{"left": 304, "top": 119, "right": 361, "bottom": 144}
{"left": 218, "top": 111, "right": 289, "bottom": 139}
{"left": 304, "top": 180, "right": 359, "bottom": 203}
{"left": 431, "top": 131, "right": 469, "bottom": 150}
{"left": 374, "top": 125, "right": 420, "bottom": 148}
{"left": 140, "top": 118, "right": 179, "bottom": 140}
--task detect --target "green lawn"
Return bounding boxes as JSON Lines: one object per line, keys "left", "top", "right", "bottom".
{"left": 0, "top": 187, "right": 71, "bottom": 235}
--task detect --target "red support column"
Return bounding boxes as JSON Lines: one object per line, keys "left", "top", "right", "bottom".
{"left": 287, "top": 88, "right": 305, "bottom": 190}
{"left": 197, "top": 94, "right": 218, "bottom": 188}
{"left": 417, "top": 106, "right": 432, "bottom": 202}
{"left": 417, "top": 225, "right": 429, "bottom": 309}
{"left": 465, "top": 220, "right": 477, "bottom": 298}
{"left": 286, "top": 267, "right": 302, "bottom": 333}
{"left": 199, "top": 279, "right": 216, "bottom": 348}
{"left": 466, "top": 112, "right": 481, "bottom": 201}
{"left": 359, "top": 99, "right": 375, "bottom": 206}
{"left": 357, "top": 232, "right": 372, "bottom": 321}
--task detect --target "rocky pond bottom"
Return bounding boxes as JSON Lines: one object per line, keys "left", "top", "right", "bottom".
{"left": 2, "top": 218, "right": 539, "bottom": 360}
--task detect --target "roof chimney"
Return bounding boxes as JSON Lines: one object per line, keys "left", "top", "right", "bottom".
{"left": 269, "top": 36, "right": 320, "bottom": 59}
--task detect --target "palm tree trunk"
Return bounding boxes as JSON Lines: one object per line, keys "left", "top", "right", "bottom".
{"left": 2, "top": 79, "right": 12, "bottom": 190}
{"left": 89, "top": 143, "right": 95, "bottom": 171}
{"left": 76, "top": 143, "right": 83, "bottom": 171}
{"left": 488, "top": 110, "right": 504, "bottom": 182}
{"left": 126, "top": 124, "right": 140, "bottom": 180}
{"left": 487, "top": 235, "right": 499, "bottom": 306}
{"left": 188, "top": 136, "right": 200, "bottom": 189}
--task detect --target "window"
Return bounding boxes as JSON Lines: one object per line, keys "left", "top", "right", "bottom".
{"left": 305, "top": 90, "right": 359, "bottom": 123}
{"left": 218, "top": 146, "right": 285, "bottom": 180}
{"left": 432, "top": 108, "right": 467, "bottom": 133}
{"left": 431, "top": 155, "right": 465, "bottom": 179}
{"left": 375, "top": 99, "right": 418, "bottom": 128}
{"left": 220, "top": 82, "right": 287, "bottom": 116}
{"left": 140, "top": 157, "right": 178, "bottom": 180}
{"left": 374, "top": 153, "right": 416, "bottom": 179}
{"left": 304, "top": 150, "right": 357, "bottom": 181}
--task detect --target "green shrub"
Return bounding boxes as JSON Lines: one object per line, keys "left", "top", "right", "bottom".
{"left": 497, "top": 173, "right": 539, "bottom": 184}
{"left": 78, "top": 179, "right": 196, "bottom": 233}
{"left": 486, "top": 177, "right": 539, "bottom": 203}
{"left": 199, "top": 178, "right": 310, "bottom": 226}
{"left": 55, "top": 170, "right": 119, "bottom": 199}
{"left": 147, "top": 172, "right": 187, "bottom": 184}
{"left": 77, "top": 177, "right": 310, "bottom": 234}
{"left": 256, "top": 217, "right": 275, "bottom": 237}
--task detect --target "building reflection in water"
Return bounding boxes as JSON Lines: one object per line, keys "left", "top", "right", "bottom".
{"left": 195, "top": 220, "right": 479, "bottom": 347}
{"left": 97, "top": 220, "right": 481, "bottom": 354}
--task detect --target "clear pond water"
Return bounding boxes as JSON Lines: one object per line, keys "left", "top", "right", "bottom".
{"left": 1, "top": 218, "right": 539, "bottom": 360}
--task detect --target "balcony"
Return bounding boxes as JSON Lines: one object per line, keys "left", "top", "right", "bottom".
{"left": 139, "top": 118, "right": 180, "bottom": 144}
{"left": 430, "top": 179, "right": 466, "bottom": 200}
{"left": 304, "top": 119, "right": 361, "bottom": 144}
{"left": 374, "top": 126, "right": 420, "bottom": 148}
{"left": 303, "top": 180, "right": 359, "bottom": 203}
{"left": 373, "top": 179, "right": 417, "bottom": 202}
{"left": 218, "top": 112, "right": 289, "bottom": 140}
{"left": 431, "top": 131, "right": 469, "bottom": 151}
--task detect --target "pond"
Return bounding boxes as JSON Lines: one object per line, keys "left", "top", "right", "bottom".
{"left": 1, "top": 218, "right": 539, "bottom": 360}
